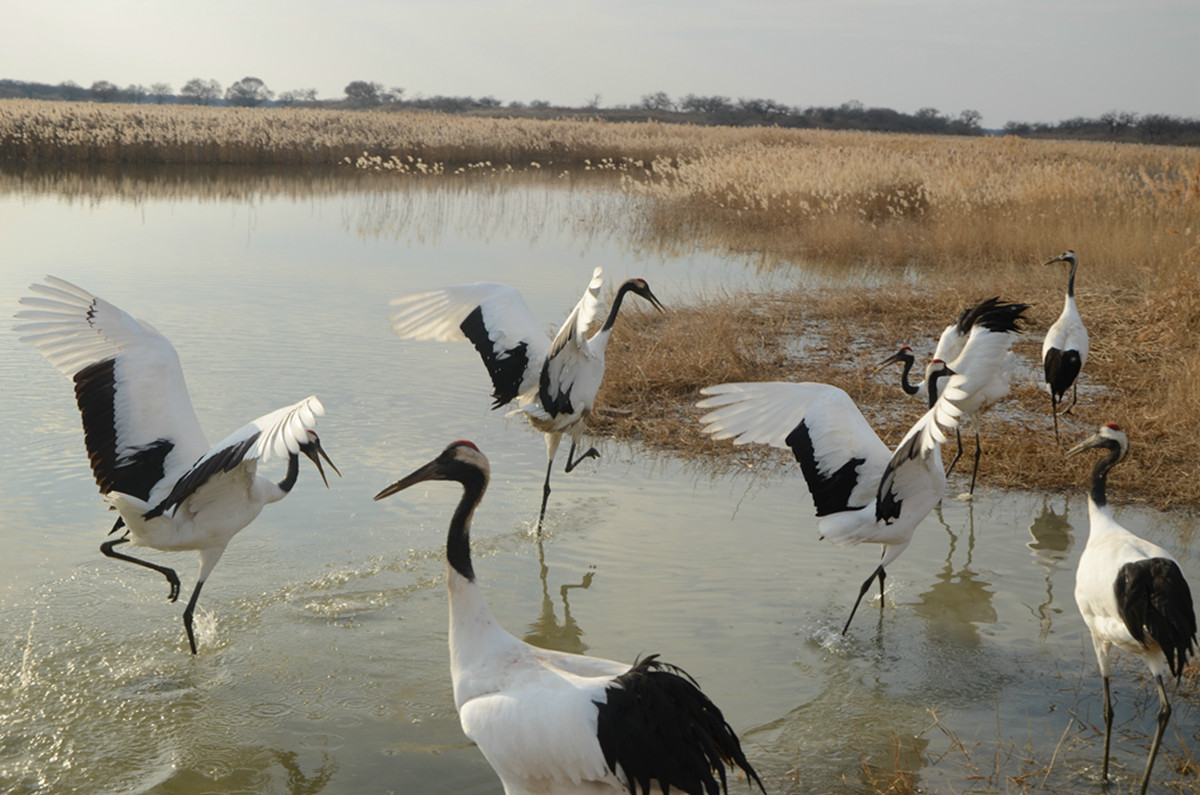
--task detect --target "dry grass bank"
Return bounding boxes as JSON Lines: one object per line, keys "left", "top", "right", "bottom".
{"left": 594, "top": 268, "right": 1200, "bottom": 510}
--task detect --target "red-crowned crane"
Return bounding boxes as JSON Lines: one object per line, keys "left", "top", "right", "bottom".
{"left": 388, "top": 268, "right": 664, "bottom": 531}
{"left": 374, "top": 440, "right": 764, "bottom": 795}
{"left": 877, "top": 298, "right": 1028, "bottom": 495}
{"left": 1043, "top": 251, "right": 1089, "bottom": 444}
{"left": 1067, "top": 423, "right": 1196, "bottom": 795}
{"left": 15, "top": 276, "right": 339, "bottom": 654}
{"left": 698, "top": 310, "right": 1021, "bottom": 635}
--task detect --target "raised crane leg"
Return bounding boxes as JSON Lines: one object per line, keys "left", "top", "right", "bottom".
{"left": 100, "top": 536, "right": 181, "bottom": 602}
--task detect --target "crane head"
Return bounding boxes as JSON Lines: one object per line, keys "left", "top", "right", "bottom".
{"left": 624, "top": 278, "right": 666, "bottom": 313}
{"left": 1043, "top": 250, "right": 1077, "bottom": 267}
{"left": 875, "top": 345, "right": 914, "bottom": 372}
{"left": 299, "top": 431, "right": 341, "bottom": 488}
{"left": 1066, "top": 422, "right": 1128, "bottom": 463}
{"left": 374, "top": 440, "right": 489, "bottom": 501}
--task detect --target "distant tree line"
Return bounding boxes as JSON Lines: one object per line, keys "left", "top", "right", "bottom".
{"left": 1004, "top": 112, "right": 1200, "bottom": 147}
{"left": 2, "top": 76, "right": 1197, "bottom": 146}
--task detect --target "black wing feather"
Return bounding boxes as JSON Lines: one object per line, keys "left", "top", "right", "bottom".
{"left": 144, "top": 433, "right": 260, "bottom": 520}
{"left": 594, "top": 655, "right": 764, "bottom": 795}
{"left": 459, "top": 305, "right": 531, "bottom": 409}
{"left": 785, "top": 420, "right": 866, "bottom": 517}
{"left": 1044, "top": 348, "right": 1082, "bottom": 401}
{"left": 73, "top": 358, "right": 174, "bottom": 501}
{"left": 1115, "top": 558, "right": 1198, "bottom": 679}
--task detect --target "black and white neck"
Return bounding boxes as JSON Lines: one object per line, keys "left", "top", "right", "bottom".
{"left": 599, "top": 278, "right": 664, "bottom": 333}
{"left": 373, "top": 441, "right": 489, "bottom": 582}
{"left": 1066, "top": 422, "right": 1127, "bottom": 510}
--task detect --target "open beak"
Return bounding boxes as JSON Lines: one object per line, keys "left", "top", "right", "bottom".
{"left": 302, "top": 437, "right": 341, "bottom": 488}
{"left": 1065, "top": 432, "right": 1103, "bottom": 458}
{"left": 374, "top": 457, "right": 444, "bottom": 501}
{"left": 641, "top": 286, "right": 666, "bottom": 313}
{"left": 874, "top": 350, "right": 907, "bottom": 372}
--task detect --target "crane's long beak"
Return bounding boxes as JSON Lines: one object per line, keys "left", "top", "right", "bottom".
{"left": 302, "top": 438, "right": 341, "bottom": 488}
{"left": 1065, "top": 432, "right": 1104, "bottom": 458}
{"left": 642, "top": 287, "right": 666, "bottom": 313}
{"left": 374, "top": 458, "right": 444, "bottom": 501}
{"left": 874, "top": 350, "right": 907, "bottom": 372}
{"left": 1043, "top": 255, "right": 1068, "bottom": 266}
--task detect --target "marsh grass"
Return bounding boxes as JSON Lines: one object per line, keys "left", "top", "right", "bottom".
{"left": 595, "top": 263, "right": 1200, "bottom": 509}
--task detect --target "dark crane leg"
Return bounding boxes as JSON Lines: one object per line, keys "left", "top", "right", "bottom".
{"left": 1051, "top": 392, "right": 1062, "bottom": 446}
{"left": 537, "top": 459, "right": 554, "bottom": 534}
{"left": 182, "top": 579, "right": 206, "bottom": 655}
{"left": 840, "top": 564, "right": 888, "bottom": 638}
{"left": 537, "top": 441, "right": 600, "bottom": 534}
{"left": 100, "top": 536, "right": 181, "bottom": 602}
{"left": 1100, "top": 673, "right": 1113, "bottom": 782}
{"left": 945, "top": 428, "right": 964, "bottom": 479}
{"left": 1139, "top": 676, "right": 1172, "bottom": 795}
{"left": 967, "top": 429, "right": 982, "bottom": 495}
{"left": 564, "top": 439, "right": 599, "bottom": 473}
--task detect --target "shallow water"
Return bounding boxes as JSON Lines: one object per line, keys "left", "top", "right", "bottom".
{"left": 0, "top": 165, "right": 1196, "bottom": 794}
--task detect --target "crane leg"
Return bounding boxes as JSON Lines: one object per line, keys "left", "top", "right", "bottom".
{"left": 1065, "top": 381, "right": 1079, "bottom": 415}
{"left": 1139, "top": 676, "right": 1171, "bottom": 795}
{"left": 537, "top": 459, "right": 554, "bottom": 534}
{"left": 945, "top": 428, "right": 964, "bottom": 478}
{"left": 563, "top": 439, "right": 599, "bottom": 473}
{"left": 1100, "top": 674, "right": 1113, "bottom": 782}
{"left": 101, "top": 537, "right": 181, "bottom": 602}
{"left": 842, "top": 564, "right": 885, "bottom": 635}
{"left": 967, "top": 429, "right": 982, "bottom": 495}
{"left": 1050, "top": 393, "right": 1061, "bottom": 446}
{"left": 182, "top": 579, "right": 206, "bottom": 655}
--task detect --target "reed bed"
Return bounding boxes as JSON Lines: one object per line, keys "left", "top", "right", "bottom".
{"left": 5, "top": 99, "right": 1200, "bottom": 507}
{"left": 0, "top": 99, "right": 784, "bottom": 167}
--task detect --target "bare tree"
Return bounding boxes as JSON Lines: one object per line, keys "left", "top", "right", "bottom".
{"left": 149, "top": 82, "right": 174, "bottom": 104}
{"left": 58, "top": 81, "right": 87, "bottom": 101}
{"left": 124, "top": 84, "right": 148, "bottom": 103}
{"left": 180, "top": 78, "right": 222, "bottom": 105}
{"left": 639, "top": 91, "right": 675, "bottom": 112}
{"left": 278, "top": 88, "right": 318, "bottom": 106}
{"left": 344, "top": 80, "right": 384, "bottom": 106}
{"left": 89, "top": 80, "right": 121, "bottom": 103}
{"left": 681, "top": 94, "right": 733, "bottom": 114}
{"left": 226, "top": 76, "right": 274, "bottom": 107}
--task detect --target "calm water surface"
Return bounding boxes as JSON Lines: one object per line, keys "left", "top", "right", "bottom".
{"left": 0, "top": 166, "right": 1195, "bottom": 794}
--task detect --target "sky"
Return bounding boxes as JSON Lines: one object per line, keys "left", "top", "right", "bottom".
{"left": 5, "top": 0, "right": 1198, "bottom": 129}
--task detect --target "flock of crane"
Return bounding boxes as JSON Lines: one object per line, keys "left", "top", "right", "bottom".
{"left": 11, "top": 251, "right": 1195, "bottom": 795}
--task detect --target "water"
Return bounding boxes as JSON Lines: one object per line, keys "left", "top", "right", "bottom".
{"left": 0, "top": 165, "right": 1196, "bottom": 794}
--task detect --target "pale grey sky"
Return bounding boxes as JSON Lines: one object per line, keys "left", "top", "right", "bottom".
{"left": 6, "top": 0, "right": 1197, "bottom": 128}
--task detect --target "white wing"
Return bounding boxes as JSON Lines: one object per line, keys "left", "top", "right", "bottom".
{"left": 389, "top": 282, "right": 551, "bottom": 406}
{"left": 148, "top": 396, "right": 325, "bottom": 518}
{"left": 15, "top": 276, "right": 210, "bottom": 499}
{"left": 935, "top": 319, "right": 1023, "bottom": 427}
{"left": 459, "top": 670, "right": 617, "bottom": 790}
{"left": 531, "top": 269, "right": 605, "bottom": 421}
{"left": 698, "top": 382, "right": 892, "bottom": 511}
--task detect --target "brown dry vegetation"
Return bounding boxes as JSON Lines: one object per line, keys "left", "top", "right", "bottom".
{"left": 6, "top": 98, "right": 1200, "bottom": 793}
{"left": 4, "top": 100, "right": 1198, "bottom": 506}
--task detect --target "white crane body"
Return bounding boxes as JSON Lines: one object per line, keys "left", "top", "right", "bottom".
{"left": 1068, "top": 424, "right": 1196, "bottom": 795}
{"left": 15, "top": 276, "right": 337, "bottom": 653}
{"left": 375, "top": 442, "right": 762, "bottom": 795}
{"left": 389, "top": 268, "right": 663, "bottom": 530}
